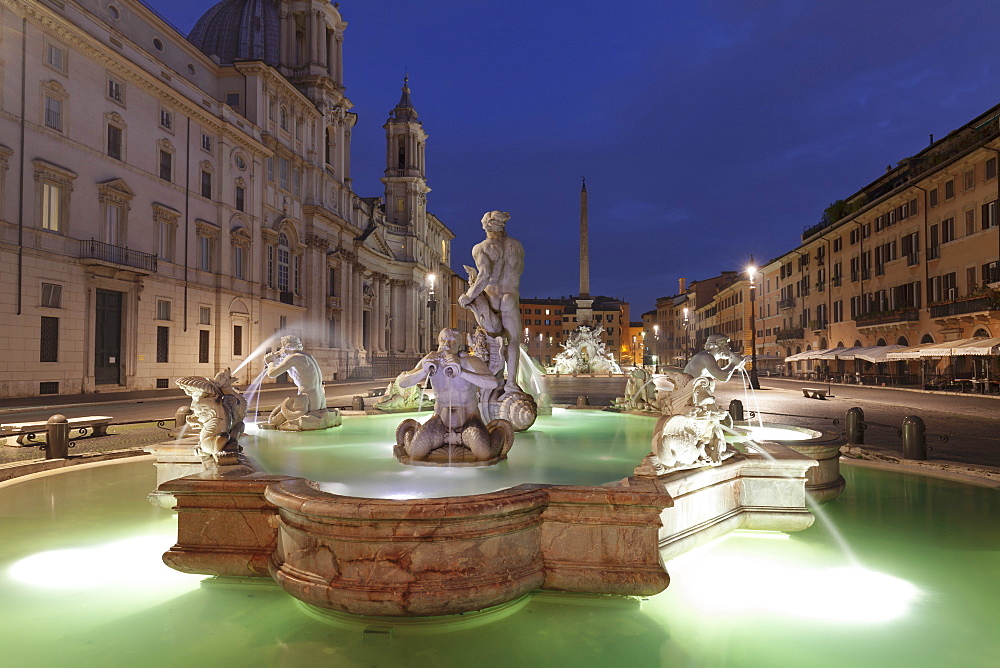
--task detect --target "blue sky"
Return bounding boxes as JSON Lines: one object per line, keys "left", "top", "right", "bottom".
{"left": 153, "top": 0, "right": 1000, "bottom": 315}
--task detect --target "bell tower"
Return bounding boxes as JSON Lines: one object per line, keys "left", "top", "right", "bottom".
{"left": 382, "top": 77, "right": 430, "bottom": 237}
{"left": 277, "top": 0, "right": 345, "bottom": 85}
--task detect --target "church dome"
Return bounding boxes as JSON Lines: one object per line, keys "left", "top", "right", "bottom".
{"left": 188, "top": 0, "right": 281, "bottom": 66}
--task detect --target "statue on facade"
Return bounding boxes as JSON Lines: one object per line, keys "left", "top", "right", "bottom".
{"left": 650, "top": 334, "right": 746, "bottom": 474}
{"left": 394, "top": 328, "right": 514, "bottom": 465}
{"left": 261, "top": 335, "right": 341, "bottom": 431}
{"left": 175, "top": 369, "right": 247, "bottom": 464}
{"left": 458, "top": 211, "right": 537, "bottom": 430}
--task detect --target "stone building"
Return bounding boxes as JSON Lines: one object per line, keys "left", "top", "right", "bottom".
{"left": 0, "top": 0, "right": 452, "bottom": 397}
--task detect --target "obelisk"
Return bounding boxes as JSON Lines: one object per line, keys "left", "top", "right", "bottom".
{"left": 576, "top": 177, "right": 594, "bottom": 326}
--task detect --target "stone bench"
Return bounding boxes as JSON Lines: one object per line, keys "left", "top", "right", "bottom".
{"left": 0, "top": 415, "right": 113, "bottom": 446}
{"left": 801, "top": 388, "right": 828, "bottom": 400}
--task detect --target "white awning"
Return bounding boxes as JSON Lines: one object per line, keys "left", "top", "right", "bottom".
{"left": 950, "top": 337, "right": 1000, "bottom": 356}
{"left": 886, "top": 337, "right": 1000, "bottom": 359}
{"left": 835, "top": 345, "right": 905, "bottom": 362}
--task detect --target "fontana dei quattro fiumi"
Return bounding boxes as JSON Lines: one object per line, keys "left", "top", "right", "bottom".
{"left": 2, "top": 2, "right": 1000, "bottom": 667}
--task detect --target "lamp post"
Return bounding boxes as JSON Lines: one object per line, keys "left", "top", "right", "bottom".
{"left": 746, "top": 261, "right": 761, "bottom": 390}
{"left": 426, "top": 273, "right": 437, "bottom": 345}
{"left": 681, "top": 308, "right": 689, "bottom": 362}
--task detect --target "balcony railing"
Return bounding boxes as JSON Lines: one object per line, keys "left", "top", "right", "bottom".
{"left": 775, "top": 327, "right": 805, "bottom": 341}
{"left": 929, "top": 296, "right": 998, "bottom": 318}
{"left": 79, "top": 239, "right": 157, "bottom": 272}
{"left": 279, "top": 291, "right": 295, "bottom": 305}
{"left": 809, "top": 319, "right": 828, "bottom": 331}
{"left": 856, "top": 307, "right": 920, "bottom": 327}
{"left": 778, "top": 298, "right": 796, "bottom": 310}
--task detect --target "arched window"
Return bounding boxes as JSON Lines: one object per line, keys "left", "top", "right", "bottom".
{"left": 819, "top": 338, "right": 827, "bottom": 349}
{"left": 854, "top": 340, "right": 862, "bottom": 347}
{"left": 277, "top": 232, "right": 290, "bottom": 291}
{"left": 974, "top": 328, "right": 990, "bottom": 337}
{"left": 279, "top": 107, "right": 288, "bottom": 131}
{"left": 897, "top": 336, "right": 909, "bottom": 346}
{"left": 920, "top": 334, "right": 934, "bottom": 344}
{"left": 876, "top": 338, "right": 887, "bottom": 346}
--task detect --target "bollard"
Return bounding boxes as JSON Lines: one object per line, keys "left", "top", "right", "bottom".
{"left": 846, "top": 407, "right": 865, "bottom": 444}
{"left": 352, "top": 395, "right": 365, "bottom": 411}
{"left": 902, "top": 415, "right": 927, "bottom": 460}
{"left": 174, "top": 405, "right": 192, "bottom": 430}
{"left": 45, "top": 414, "right": 69, "bottom": 459}
{"left": 728, "top": 399, "right": 744, "bottom": 422}
{"left": 576, "top": 395, "right": 590, "bottom": 407}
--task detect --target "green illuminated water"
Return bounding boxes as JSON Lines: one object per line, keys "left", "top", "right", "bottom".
{"left": 243, "top": 408, "right": 656, "bottom": 498}
{"left": 2, "top": 453, "right": 999, "bottom": 665}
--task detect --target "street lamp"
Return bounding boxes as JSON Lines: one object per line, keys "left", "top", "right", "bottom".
{"left": 746, "top": 260, "right": 761, "bottom": 390}
{"left": 426, "top": 273, "right": 437, "bottom": 343}
{"left": 682, "top": 308, "right": 689, "bottom": 362}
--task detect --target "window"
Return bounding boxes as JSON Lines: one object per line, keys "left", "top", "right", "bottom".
{"left": 159, "top": 150, "right": 172, "bottom": 181}
{"left": 901, "top": 231, "right": 919, "bottom": 265}
{"left": 833, "top": 300, "right": 843, "bottom": 323}
{"left": 987, "top": 157, "right": 998, "bottom": 181}
{"left": 199, "top": 235, "right": 214, "bottom": 272}
{"left": 40, "top": 317, "right": 59, "bottom": 362}
{"left": 944, "top": 179, "right": 955, "bottom": 200}
{"left": 233, "top": 243, "right": 246, "bottom": 280}
{"left": 201, "top": 133, "right": 212, "bottom": 152}
{"left": 44, "top": 41, "right": 66, "bottom": 72}
{"left": 279, "top": 107, "right": 288, "bottom": 131}
{"left": 266, "top": 157, "right": 274, "bottom": 182}
{"left": 849, "top": 228, "right": 859, "bottom": 245}
{"left": 199, "top": 330, "right": 210, "bottom": 364}
{"left": 44, "top": 95, "right": 63, "bottom": 131}
{"left": 235, "top": 185, "right": 245, "bottom": 211}
{"left": 929, "top": 188, "right": 938, "bottom": 207}
{"left": 225, "top": 92, "right": 241, "bottom": 108}
{"left": 156, "top": 300, "right": 171, "bottom": 320}
{"left": 41, "top": 283, "right": 62, "bottom": 308}
{"left": 966, "top": 209, "right": 976, "bottom": 235}
{"left": 928, "top": 224, "right": 940, "bottom": 260}
{"left": 267, "top": 246, "right": 275, "bottom": 288}
{"left": 278, "top": 158, "right": 289, "bottom": 190}
{"left": 199, "top": 307, "right": 211, "bottom": 325}
{"left": 982, "top": 200, "right": 997, "bottom": 230}
{"left": 154, "top": 205, "right": 178, "bottom": 262}
{"left": 327, "top": 266, "right": 338, "bottom": 296}
{"left": 201, "top": 170, "right": 212, "bottom": 199}
{"left": 964, "top": 169, "right": 975, "bottom": 191}
{"left": 277, "top": 232, "right": 290, "bottom": 291}
{"left": 862, "top": 223, "right": 870, "bottom": 239}
{"left": 156, "top": 326, "right": 169, "bottom": 363}
{"left": 159, "top": 109, "right": 173, "bottom": 130}
{"left": 107, "top": 77, "right": 124, "bottom": 104}
{"left": 41, "top": 182, "right": 62, "bottom": 231}
{"left": 107, "top": 124, "right": 123, "bottom": 160}
{"left": 832, "top": 237, "right": 842, "bottom": 252}
{"left": 103, "top": 204, "right": 122, "bottom": 245}
{"left": 233, "top": 325, "right": 243, "bottom": 357}
{"left": 941, "top": 217, "right": 955, "bottom": 243}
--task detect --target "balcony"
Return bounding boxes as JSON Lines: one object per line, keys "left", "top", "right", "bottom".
{"left": 778, "top": 298, "right": 796, "bottom": 310}
{"left": 809, "top": 319, "right": 828, "bottom": 332}
{"left": 326, "top": 295, "right": 342, "bottom": 310}
{"left": 79, "top": 239, "right": 157, "bottom": 272}
{"left": 856, "top": 307, "right": 920, "bottom": 327}
{"left": 929, "top": 295, "right": 999, "bottom": 318}
{"left": 279, "top": 291, "right": 295, "bottom": 305}
{"left": 775, "top": 327, "right": 805, "bottom": 341}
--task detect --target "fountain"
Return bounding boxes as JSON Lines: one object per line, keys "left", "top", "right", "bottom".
{"left": 259, "top": 335, "right": 341, "bottom": 431}
{"left": 393, "top": 328, "right": 514, "bottom": 466}
{"left": 552, "top": 325, "right": 623, "bottom": 375}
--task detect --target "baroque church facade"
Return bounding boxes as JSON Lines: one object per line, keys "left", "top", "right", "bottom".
{"left": 0, "top": 0, "right": 452, "bottom": 397}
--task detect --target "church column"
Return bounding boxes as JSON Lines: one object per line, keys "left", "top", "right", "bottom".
{"left": 305, "top": 235, "right": 328, "bottom": 348}
{"left": 373, "top": 274, "right": 386, "bottom": 353}
{"left": 313, "top": 11, "right": 323, "bottom": 65}
{"left": 341, "top": 259, "right": 354, "bottom": 349}
{"left": 404, "top": 280, "right": 419, "bottom": 354}
{"left": 325, "top": 31, "right": 340, "bottom": 84}
{"left": 389, "top": 279, "right": 402, "bottom": 352}
{"left": 353, "top": 264, "right": 364, "bottom": 349}
{"left": 336, "top": 35, "right": 344, "bottom": 84}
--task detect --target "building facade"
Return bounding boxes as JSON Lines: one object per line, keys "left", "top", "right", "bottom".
{"left": 647, "top": 102, "right": 1000, "bottom": 385}
{"left": 0, "top": 0, "right": 452, "bottom": 397}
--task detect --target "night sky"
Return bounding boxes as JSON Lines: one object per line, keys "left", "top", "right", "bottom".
{"left": 153, "top": 0, "right": 1000, "bottom": 315}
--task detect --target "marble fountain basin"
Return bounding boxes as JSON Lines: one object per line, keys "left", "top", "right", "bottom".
{"left": 151, "top": 409, "right": 817, "bottom": 617}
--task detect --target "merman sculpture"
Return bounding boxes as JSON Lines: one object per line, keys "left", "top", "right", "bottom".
{"left": 650, "top": 334, "right": 745, "bottom": 473}
{"left": 458, "top": 210, "right": 537, "bottom": 431}
{"left": 175, "top": 368, "right": 247, "bottom": 464}
{"left": 394, "top": 328, "right": 514, "bottom": 466}
{"left": 261, "top": 335, "right": 341, "bottom": 431}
